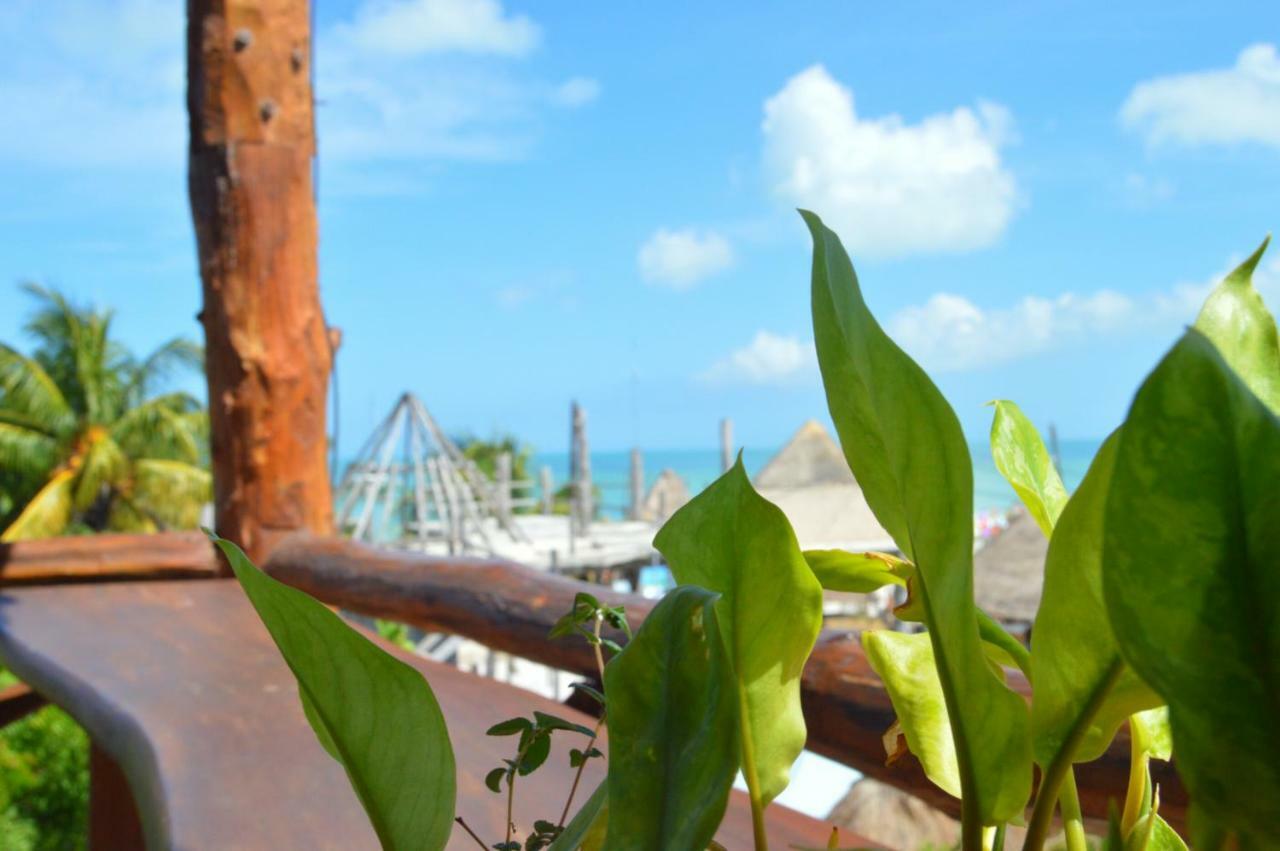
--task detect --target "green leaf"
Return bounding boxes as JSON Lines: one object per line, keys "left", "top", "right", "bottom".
{"left": 1130, "top": 707, "right": 1171, "bottom": 762}
{"left": 602, "top": 586, "right": 738, "bottom": 851}
{"left": 548, "top": 781, "right": 608, "bottom": 851}
{"left": 803, "top": 549, "right": 909, "bottom": 593}
{"left": 533, "top": 711, "right": 595, "bottom": 737}
{"left": 1031, "top": 432, "right": 1160, "bottom": 769}
{"left": 486, "top": 717, "right": 533, "bottom": 737}
{"left": 1192, "top": 236, "right": 1279, "bottom": 413}
{"left": 803, "top": 209, "right": 1031, "bottom": 824}
{"left": 1103, "top": 330, "right": 1280, "bottom": 842}
{"left": 861, "top": 630, "right": 961, "bottom": 799}
{"left": 988, "top": 400, "right": 1069, "bottom": 537}
{"left": 213, "top": 535, "right": 456, "bottom": 851}
{"left": 654, "top": 460, "right": 823, "bottom": 811}
{"left": 485, "top": 767, "right": 508, "bottom": 793}
{"left": 519, "top": 731, "right": 551, "bottom": 775}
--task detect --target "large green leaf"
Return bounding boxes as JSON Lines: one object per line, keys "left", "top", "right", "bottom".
{"left": 803, "top": 209, "right": 1030, "bottom": 825}
{"left": 602, "top": 586, "right": 738, "bottom": 851}
{"left": 654, "top": 459, "right": 822, "bottom": 812}
{"left": 213, "top": 536, "right": 457, "bottom": 851}
{"left": 862, "top": 630, "right": 961, "bottom": 798}
{"left": 1192, "top": 237, "right": 1279, "bottom": 413}
{"left": 803, "top": 549, "right": 909, "bottom": 593}
{"left": 1103, "top": 330, "right": 1280, "bottom": 841}
{"left": 1031, "top": 432, "right": 1160, "bottom": 768}
{"left": 549, "top": 781, "right": 608, "bottom": 851}
{"left": 988, "top": 400, "right": 1068, "bottom": 537}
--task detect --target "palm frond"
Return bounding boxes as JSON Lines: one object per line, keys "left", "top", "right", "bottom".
{"left": 17, "top": 282, "right": 127, "bottom": 424}
{"left": 1, "top": 469, "right": 75, "bottom": 541}
{"left": 126, "top": 338, "right": 204, "bottom": 404}
{"left": 0, "top": 421, "right": 59, "bottom": 480}
{"left": 0, "top": 344, "right": 75, "bottom": 437}
{"left": 110, "top": 393, "right": 205, "bottom": 463}
{"left": 72, "top": 433, "right": 127, "bottom": 512}
{"left": 104, "top": 496, "right": 158, "bottom": 535}
{"left": 128, "top": 459, "right": 212, "bottom": 530}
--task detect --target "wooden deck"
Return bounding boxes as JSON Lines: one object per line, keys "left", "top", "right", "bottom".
{"left": 0, "top": 579, "right": 845, "bottom": 849}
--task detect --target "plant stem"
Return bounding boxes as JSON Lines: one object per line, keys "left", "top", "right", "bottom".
{"left": 557, "top": 715, "right": 605, "bottom": 828}
{"left": 1059, "top": 773, "right": 1088, "bottom": 851}
{"left": 454, "top": 816, "right": 488, "bottom": 850}
{"left": 1120, "top": 728, "right": 1150, "bottom": 834}
{"left": 1022, "top": 661, "right": 1125, "bottom": 851}
{"left": 991, "top": 823, "right": 1007, "bottom": 851}
{"left": 505, "top": 769, "right": 517, "bottom": 846}
{"left": 592, "top": 614, "right": 607, "bottom": 680}
{"left": 960, "top": 796, "right": 984, "bottom": 851}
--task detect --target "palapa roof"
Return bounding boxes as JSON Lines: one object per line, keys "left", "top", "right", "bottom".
{"left": 637, "top": 468, "right": 690, "bottom": 523}
{"left": 972, "top": 507, "right": 1048, "bottom": 624}
{"left": 754, "top": 420, "right": 895, "bottom": 552}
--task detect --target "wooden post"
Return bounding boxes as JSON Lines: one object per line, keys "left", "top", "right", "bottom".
{"left": 628, "top": 448, "right": 644, "bottom": 521}
{"left": 540, "top": 465, "right": 554, "bottom": 515}
{"left": 495, "top": 452, "right": 512, "bottom": 523}
{"left": 188, "top": 0, "right": 334, "bottom": 563}
{"left": 720, "top": 417, "right": 733, "bottom": 472}
{"left": 570, "top": 402, "right": 592, "bottom": 533}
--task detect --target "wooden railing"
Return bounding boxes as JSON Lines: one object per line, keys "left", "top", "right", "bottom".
{"left": 0, "top": 530, "right": 1187, "bottom": 828}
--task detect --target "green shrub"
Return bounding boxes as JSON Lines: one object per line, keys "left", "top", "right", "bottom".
{"left": 0, "top": 672, "right": 88, "bottom": 851}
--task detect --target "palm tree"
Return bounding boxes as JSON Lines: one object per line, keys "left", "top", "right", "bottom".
{"left": 0, "top": 284, "right": 211, "bottom": 540}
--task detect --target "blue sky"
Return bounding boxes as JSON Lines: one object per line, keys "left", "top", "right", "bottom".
{"left": 1, "top": 0, "right": 1278, "bottom": 456}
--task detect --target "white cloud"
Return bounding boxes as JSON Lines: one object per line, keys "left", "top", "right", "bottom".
{"left": 1122, "top": 173, "right": 1176, "bottom": 207}
{"left": 887, "top": 250, "right": 1280, "bottom": 372}
{"left": 637, "top": 228, "right": 734, "bottom": 289}
{"left": 0, "top": 0, "right": 594, "bottom": 171}
{"left": 761, "top": 65, "right": 1018, "bottom": 258}
{"left": 551, "top": 77, "right": 602, "bottom": 109}
{"left": 1121, "top": 43, "right": 1280, "bottom": 148}
{"left": 0, "top": 0, "right": 184, "bottom": 168}
{"left": 700, "top": 332, "right": 815, "bottom": 385}
{"left": 337, "top": 0, "right": 540, "bottom": 57}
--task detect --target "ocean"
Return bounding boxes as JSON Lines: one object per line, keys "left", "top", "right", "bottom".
{"left": 530, "top": 439, "right": 1102, "bottom": 521}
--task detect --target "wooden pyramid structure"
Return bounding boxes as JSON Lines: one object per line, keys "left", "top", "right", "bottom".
{"left": 333, "top": 393, "right": 529, "bottom": 553}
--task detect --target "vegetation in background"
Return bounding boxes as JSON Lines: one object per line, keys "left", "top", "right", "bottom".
{"left": 456, "top": 434, "right": 531, "bottom": 482}
{"left": 0, "top": 283, "right": 210, "bottom": 540}
{"left": 219, "top": 216, "right": 1276, "bottom": 851}
{"left": 0, "top": 669, "right": 88, "bottom": 851}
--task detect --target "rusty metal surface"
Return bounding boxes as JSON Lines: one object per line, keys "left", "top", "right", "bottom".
{"left": 0, "top": 579, "right": 841, "bottom": 849}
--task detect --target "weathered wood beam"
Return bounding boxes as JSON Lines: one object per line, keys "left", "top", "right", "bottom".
{"left": 188, "top": 0, "right": 333, "bottom": 563}
{"left": 0, "top": 532, "right": 219, "bottom": 586}
{"left": 263, "top": 532, "right": 1187, "bottom": 828}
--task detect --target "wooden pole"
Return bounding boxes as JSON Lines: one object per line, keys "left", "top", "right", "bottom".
{"left": 495, "top": 452, "right": 512, "bottom": 523}
{"left": 628, "top": 448, "right": 644, "bottom": 521}
{"left": 539, "top": 465, "right": 554, "bottom": 515}
{"left": 187, "top": 0, "right": 334, "bottom": 563}
{"left": 720, "top": 417, "right": 733, "bottom": 472}
{"left": 570, "top": 402, "right": 592, "bottom": 532}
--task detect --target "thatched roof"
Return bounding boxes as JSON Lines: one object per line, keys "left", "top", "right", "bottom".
{"left": 756, "top": 420, "right": 856, "bottom": 488}
{"left": 637, "top": 468, "right": 689, "bottom": 523}
{"left": 755, "top": 421, "right": 894, "bottom": 552}
{"left": 972, "top": 507, "right": 1048, "bottom": 624}
{"left": 827, "top": 779, "right": 959, "bottom": 849}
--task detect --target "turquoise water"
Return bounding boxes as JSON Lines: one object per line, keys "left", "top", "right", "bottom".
{"left": 531, "top": 439, "right": 1101, "bottom": 520}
